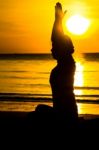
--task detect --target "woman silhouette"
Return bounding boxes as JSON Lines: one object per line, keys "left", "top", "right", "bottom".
{"left": 50, "top": 2, "right": 78, "bottom": 121}
{"left": 35, "top": 2, "right": 78, "bottom": 122}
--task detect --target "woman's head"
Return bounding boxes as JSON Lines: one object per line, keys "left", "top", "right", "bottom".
{"left": 51, "top": 35, "right": 74, "bottom": 60}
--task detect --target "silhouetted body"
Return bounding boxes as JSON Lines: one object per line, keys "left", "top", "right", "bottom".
{"left": 35, "top": 2, "right": 78, "bottom": 122}
{"left": 50, "top": 2, "right": 78, "bottom": 121}
{"left": 50, "top": 53, "right": 78, "bottom": 120}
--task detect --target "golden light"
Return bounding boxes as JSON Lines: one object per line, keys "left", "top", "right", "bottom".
{"left": 74, "top": 62, "right": 83, "bottom": 95}
{"left": 77, "top": 103, "right": 84, "bottom": 115}
{"left": 66, "top": 14, "right": 90, "bottom": 35}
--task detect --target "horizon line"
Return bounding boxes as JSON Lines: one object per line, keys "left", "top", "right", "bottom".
{"left": 0, "top": 52, "right": 99, "bottom": 55}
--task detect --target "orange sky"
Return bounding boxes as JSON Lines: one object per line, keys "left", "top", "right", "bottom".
{"left": 0, "top": 0, "right": 99, "bottom": 53}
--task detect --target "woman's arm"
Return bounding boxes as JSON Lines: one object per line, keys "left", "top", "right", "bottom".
{"left": 51, "top": 2, "right": 66, "bottom": 42}
{"left": 51, "top": 3, "right": 74, "bottom": 54}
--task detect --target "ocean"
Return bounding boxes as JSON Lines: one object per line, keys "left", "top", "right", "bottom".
{"left": 0, "top": 53, "right": 99, "bottom": 114}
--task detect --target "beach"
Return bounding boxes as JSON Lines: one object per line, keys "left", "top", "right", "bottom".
{"left": 0, "top": 97, "right": 99, "bottom": 143}
{"left": 0, "top": 54, "right": 99, "bottom": 132}
{"left": 0, "top": 97, "right": 99, "bottom": 119}
{"left": 1, "top": 101, "right": 99, "bottom": 133}
{"left": 1, "top": 0, "right": 99, "bottom": 143}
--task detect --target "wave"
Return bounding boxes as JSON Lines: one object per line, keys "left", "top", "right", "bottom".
{"left": 0, "top": 92, "right": 99, "bottom": 97}
{"left": 75, "top": 86, "right": 99, "bottom": 90}
{"left": 1, "top": 93, "right": 99, "bottom": 103}
{"left": 0, "top": 75, "right": 47, "bottom": 80}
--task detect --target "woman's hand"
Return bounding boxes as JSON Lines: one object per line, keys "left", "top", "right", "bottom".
{"left": 55, "top": 2, "right": 67, "bottom": 21}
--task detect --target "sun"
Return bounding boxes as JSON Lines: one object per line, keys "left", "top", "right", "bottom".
{"left": 66, "top": 14, "right": 90, "bottom": 35}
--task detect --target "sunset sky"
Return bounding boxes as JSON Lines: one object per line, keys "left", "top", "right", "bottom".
{"left": 0, "top": 0, "right": 99, "bottom": 54}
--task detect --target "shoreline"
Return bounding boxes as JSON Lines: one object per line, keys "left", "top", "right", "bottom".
{"left": 0, "top": 99, "right": 99, "bottom": 131}
{"left": 0, "top": 100, "right": 99, "bottom": 120}
{"left": 0, "top": 96, "right": 99, "bottom": 120}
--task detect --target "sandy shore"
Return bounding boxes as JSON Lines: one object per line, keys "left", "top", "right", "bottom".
{"left": 0, "top": 105, "right": 99, "bottom": 139}
{"left": 0, "top": 102, "right": 99, "bottom": 122}
{"left": 0, "top": 97, "right": 99, "bottom": 131}
{"left": 0, "top": 100, "right": 99, "bottom": 119}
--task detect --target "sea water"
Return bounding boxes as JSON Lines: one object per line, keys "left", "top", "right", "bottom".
{"left": 0, "top": 53, "right": 99, "bottom": 114}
